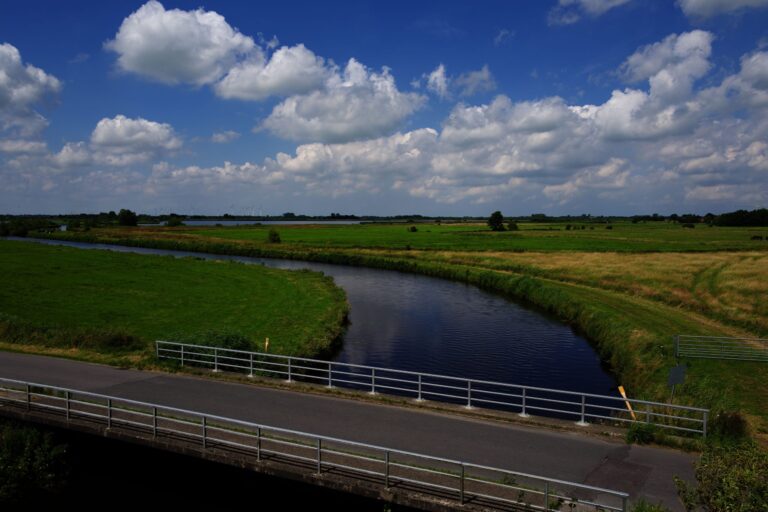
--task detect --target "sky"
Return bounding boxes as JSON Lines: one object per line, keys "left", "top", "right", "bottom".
{"left": 1, "top": 0, "right": 768, "bottom": 216}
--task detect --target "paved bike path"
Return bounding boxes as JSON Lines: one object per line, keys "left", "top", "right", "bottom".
{"left": 0, "top": 352, "right": 695, "bottom": 510}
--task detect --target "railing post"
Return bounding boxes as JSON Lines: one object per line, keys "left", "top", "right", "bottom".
{"left": 202, "top": 416, "right": 207, "bottom": 449}
{"left": 466, "top": 380, "right": 472, "bottom": 409}
{"left": 370, "top": 368, "right": 376, "bottom": 395}
{"left": 256, "top": 427, "right": 261, "bottom": 461}
{"left": 213, "top": 348, "right": 219, "bottom": 372}
{"left": 155, "top": 342, "right": 160, "bottom": 360}
{"left": 622, "top": 495, "right": 628, "bottom": 512}
{"left": 26, "top": 384, "right": 30, "bottom": 411}
{"left": 249, "top": 352, "right": 254, "bottom": 378}
{"left": 576, "top": 394, "right": 589, "bottom": 426}
{"left": 66, "top": 391, "right": 70, "bottom": 420}
{"left": 417, "top": 374, "right": 423, "bottom": 402}
{"left": 316, "top": 438, "right": 322, "bottom": 474}
{"left": 545, "top": 481, "right": 550, "bottom": 510}
{"left": 153, "top": 407, "right": 157, "bottom": 438}
{"left": 181, "top": 344, "right": 185, "bottom": 367}
{"left": 674, "top": 335, "right": 680, "bottom": 358}
{"left": 519, "top": 387, "right": 529, "bottom": 418}
{"left": 107, "top": 399, "right": 112, "bottom": 429}
{"left": 459, "top": 463, "right": 465, "bottom": 504}
{"left": 287, "top": 357, "right": 292, "bottom": 383}
{"left": 327, "top": 362, "right": 333, "bottom": 388}
{"left": 384, "top": 450, "right": 390, "bottom": 488}
{"left": 703, "top": 410, "right": 708, "bottom": 438}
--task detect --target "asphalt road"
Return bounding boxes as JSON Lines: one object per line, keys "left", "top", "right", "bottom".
{"left": 0, "top": 352, "right": 695, "bottom": 510}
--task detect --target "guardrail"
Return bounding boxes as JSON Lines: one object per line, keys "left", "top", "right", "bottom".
{"left": 0, "top": 376, "right": 628, "bottom": 512}
{"left": 676, "top": 335, "right": 768, "bottom": 362}
{"left": 156, "top": 341, "right": 709, "bottom": 437}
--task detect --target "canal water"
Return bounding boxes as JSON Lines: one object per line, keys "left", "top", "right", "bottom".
{"left": 16, "top": 238, "right": 617, "bottom": 396}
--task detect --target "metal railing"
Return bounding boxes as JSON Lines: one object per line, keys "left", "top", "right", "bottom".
{"left": 156, "top": 341, "right": 709, "bottom": 437}
{"left": 676, "top": 335, "right": 768, "bottom": 362}
{"left": 0, "top": 376, "right": 628, "bottom": 512}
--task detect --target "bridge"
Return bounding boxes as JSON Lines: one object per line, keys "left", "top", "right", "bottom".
{"left": 0, "top": 351, "right": 695, "bottom": 511}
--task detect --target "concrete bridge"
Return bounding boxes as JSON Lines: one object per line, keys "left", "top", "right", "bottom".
{"left": 0, "top": 352, "right": 695, "bottom": 511}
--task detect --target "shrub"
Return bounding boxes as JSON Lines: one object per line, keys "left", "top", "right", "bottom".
{"left": 605, "top": 225, "right": 613, "bottom": 230}
{"left": 408, "top": 226, "right": 418, "bottom": 232}
{"left": 676, "top": 443, "right": 768, "bottom": 512}
{"left": 267, "top": 228, "right": 281, "bottom": 243}
{"left": 626, "top": 422, "right": 657, "bottom": 444}
{"left": 707, "top": 411, "right": 749, "bottom": 443}
{"left": 507, "top": 221, "right": 519, "bottom": 231}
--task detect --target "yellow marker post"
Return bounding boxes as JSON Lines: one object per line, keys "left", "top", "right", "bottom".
{"left": 264, "top": 337, "right": 269, "bottom": 352}
{"left": 618, "top": 385, "right": 637, "bottom": 421}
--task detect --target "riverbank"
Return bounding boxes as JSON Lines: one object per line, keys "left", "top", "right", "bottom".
{"left": 0, "top": 240, "right": 349, "bottom": 361}
{"left": 29, "top": 225, "right": 768, "bottom": 440}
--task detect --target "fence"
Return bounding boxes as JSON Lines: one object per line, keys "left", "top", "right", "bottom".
{"left": 156, "top": 341, "right": 709, "bottom": 437}
{"left": 0, "top": 376, "right": 628, "bottom": 512}
{"left": 676, "top": 335, "right": 768, "bottom": 362}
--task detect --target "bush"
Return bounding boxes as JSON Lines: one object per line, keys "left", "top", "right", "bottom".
{"left": 626, "top": 422, "right": 657, "bottom": 444}
{"left": 507, "top": 221, "right": 519, "bottom": 231}
{"left": 0, "top": 421, "right": 68, "bottom": 502}
{"left": 166, "top": 216, "right": 185, "bottom": 227}
{"left": 605, "top": 225, "right": 613, "bottom": 230}
{"left": 707, "top": 411, "right": 749, "bottom": 443}
{"left": 676, "top": 443, "right": 768, "bottom": 512}
{"left": 408, "top": 226, "right": 418, "bottom": 232}
{"left": 267, "top": 228, "right": 281, "bottom": 243}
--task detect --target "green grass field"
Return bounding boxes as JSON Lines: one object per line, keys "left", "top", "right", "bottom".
{"left": 0, "top": 240, "right": 347, "bottom": 358}
{"left": 190, "top": 221, "right": 768, "bottom": 252}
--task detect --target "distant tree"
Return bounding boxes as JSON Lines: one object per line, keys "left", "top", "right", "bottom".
{"left": 117, "top": 209, "right": 138, "bottom": 226}
{"left": 166, "top": 216, "right": 185, "bottom": 227}
{"left": 507, "top": 221, "right": 519, "bottom": 231}
{"left": 267, "top": 228, "right": 281, "bottom": 243}
{"left": 488, "top": 211, "right": 505, "bottom": 231}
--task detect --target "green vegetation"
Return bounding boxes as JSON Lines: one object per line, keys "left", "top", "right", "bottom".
{"left": 33, "top": 221, "right": 768, "bottom": 439}
{"left": 0, "top": 240, "right": 348, "bottom": 358}
{"left": 0, "top": 419, "right": 68, "bottom": 503}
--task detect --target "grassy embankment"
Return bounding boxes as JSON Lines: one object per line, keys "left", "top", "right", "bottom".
{"left": 0, "top": 240, "right": 348, "bottom": 364}
{"left": 34, "top": 221, "right": 768, "bottom": 438}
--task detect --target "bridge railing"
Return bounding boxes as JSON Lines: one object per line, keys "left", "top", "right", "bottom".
{"left": 676, "top": 335, "right": 768, "bottom": 362}
{"left": 156, "top": 341, "right": 709, "bottom": 437}
{"left": 0, "top": 376, "right": 628, "bottom": 512}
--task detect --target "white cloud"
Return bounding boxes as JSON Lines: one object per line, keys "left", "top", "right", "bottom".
{"left": 0, "top": 43, "right": 60, "bottom": 136}
{"left": 105, "top": 0, "right": 254, "bottom": 85}
{"left": 455, "top": 65, "right": 497, "bottom": 97}
{"left": 426, "top": 64, "right": 450, "bottom": 100}
{"left": 51, "top": 115, "right": 182, "bottom": 168}
{"left": 0, "top": 139, "right": 47, "bottom": 154}
{"left": 215, "top": 44, "right": 330, "bottom": 100}
{"left": 548, "top": 0, "right": 632, "bottom": 25}
{"left": 211, "top": 130, "right": 240, "bottom": 143}
{"left": 262, "top": 59, "right": 425, "bottom": 143}
{"left": 677, "top": 0, "right": 768, "bottom": 19}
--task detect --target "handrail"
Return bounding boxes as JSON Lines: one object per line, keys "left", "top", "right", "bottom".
{"left": 0, "top": 376, "right": 628, "bottom": 512}
{"left": 155, "top": 341, "right": 709, "bottom": 437}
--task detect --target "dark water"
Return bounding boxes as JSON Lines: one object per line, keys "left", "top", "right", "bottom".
{"left": 11, "top": 238, "right": 617, "bottom": 396}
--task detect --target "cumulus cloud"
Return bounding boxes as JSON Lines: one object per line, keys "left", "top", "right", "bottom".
{"left": 0, "top": 43, "right": 61, "bottom": 136}
{"left": 211, "top": 130, "right": 240, "bottom": 143}
{"left": 677, "top": 0, "right": 768, "bottom": 19}
{"left": 262, "top": 59, "right": 425, "bottom": 143}
{"left": 215, "top": 44, "right": 330, "bottom": 100}
{"left": 105, "top": 0, "right": 254, "bottom": 85}
{"left": 52, "top": 115, "right": 182, "bottom": 168}
{"left": 0, "top": 139, "right": 48, "bottom": 154}
{"left": 548, "top": 0, "right": 632, "bottom": 25}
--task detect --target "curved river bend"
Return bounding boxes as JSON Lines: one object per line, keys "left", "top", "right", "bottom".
{"left": 18, "top": 238, "right": 618, "bottom": 396}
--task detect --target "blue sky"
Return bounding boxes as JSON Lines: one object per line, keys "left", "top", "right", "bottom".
{"left": 1, "top": 0, "right": 768, "bottom": 215}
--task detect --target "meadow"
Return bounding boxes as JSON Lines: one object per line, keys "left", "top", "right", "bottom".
{"left": 0, "top": 240, "right": 348, "bottom": 360}
{"left": 36, "top": 220, "right": 768, "bottom": 438}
